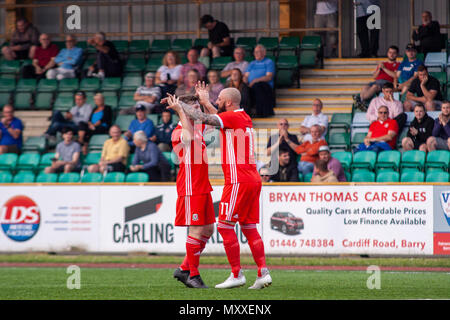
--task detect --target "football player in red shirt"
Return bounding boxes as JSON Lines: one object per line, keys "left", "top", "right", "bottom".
{"left": 165, "top": 94, "right": 215, "bottom": 289}
{"left": 173, "top": 82, "right": 272, "bottom": 290}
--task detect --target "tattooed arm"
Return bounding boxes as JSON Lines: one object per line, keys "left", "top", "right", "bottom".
{"left": 179, "top": 100, "right": 222, "bottom": 128}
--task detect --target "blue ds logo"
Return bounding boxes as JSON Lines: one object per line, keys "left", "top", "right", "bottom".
{"left": 439, "top": 191, "right": 450, "bottom": 226}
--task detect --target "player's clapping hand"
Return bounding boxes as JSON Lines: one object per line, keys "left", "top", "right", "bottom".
{"left": 166, "top": 94, "right": 181, "bottom": 113}
{"left": 195, "top": 81, "right": 210, "bottom": 105}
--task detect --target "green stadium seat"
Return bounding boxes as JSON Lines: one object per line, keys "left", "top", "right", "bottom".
{"left": 210, "top": 56, "right": 232, "bottom": 70}
{"left": 22, "top": 136, "right": 47, "bottom": 154}
{"left": 82, "top": 58, "right": 96, "bottom": 72}
{"left": 400, "top": 150, "right": 426, "bottom": 171}
{"left": 194, "top": 38, "right": 209, "bottom": 48}
{"left": 329, "top": 113, "right": 352, "bottom": 132}
{"left": 0, "top": 171, "right": 13, "bottom": 183}
{"left": 0, "top": 92, "right": 11, "bottom": 106}
{"left": 53, "top": 94, "right": 74, "bottom": 112}
{"left": 331, "top": 151, "right": 352, "bottom": 171}
{"left": 147, "top": 114, "right": 159, "bottom": 125}
{"left": 303, "top": 172, "right": 313, "bottom": 182}
{"left": 81, "top": 172, "right": 103, "bottom": 183}
{"left": 198, "top": 56, "right": 210, "bottom": 69}
{"left": 37, "top": 79, "right": 58, "bottom": 92}
{"left": 236, "top": 37, "right": 257, "bottom": 53}
{"left": 13, "top": 92, "right": 32, "bottom": 110}
{"left": 126, "top": 172, "right": 149, "bottom": 183}
{"left": 101, "top": 77, "right": 121, "bottom": 91}
{"left": 104, "top": 96, "right": 118, "bottom": 110}
{"left": 375, "top": 150, "right": 401, "bottom": 172}
{"left": 425, "top": 150, "right": 450, "bottom": 171}
{"left": 16, "top": 153, "right": 40, "bottom": 172}
{"left": 400, "top": 170, "right": 425, "bottom": 183}
{"left": 376, "top": 170, "right": 399, "bottom": 183}
{"left": 0, "top": 153, "right": 18, "bottom": 172}
{"left": 258, "top": 37, "right": 279, "bottom": 54}
{"left": 0, "top": 60, "right": 21, "bottom": 74}
{"left": 351, "top": 170, "right": 375, "bottom": 182}
{"left": 146, "top": 57, "right": 163, "bottom": 73}
{"left": 104, "top": 172, "right": 126, "bottom": 183}
{"left": 299, "top": 35, "right": 322, "bottom": 68}
{"left": 58, "top": 172, "right": 80, "bottom": 183}
{"left": 279, "top": 36, "right": 300, "bottom": 56}
{"left": 36, "top": 172, "right": 58, "bottom": 183}
{"left": 0, "top": 78, "right": 15, "bottom": 92}
{"left": 16, "top": 79, "right": 37, "bottom": 93}
{"left": 351, "top": 132, "right": 368, "bottom": 148}
{"left": 426, "top": 171, "right": 450, "bottom": 182}
{"left": 171, "top": 39, "right": 193, "bottom": 53}
{"left": 150, "top": 39, "right": 171, "bottom": 57}
{"left": 351, "top": 151, "right": 377, "bottom": 171}
{"left": 88, "top": 134, "right": 109, "bottom": 152}
{"left": 328, "top": 132, "right": 350, "bottom": 151}
{"left": 58, "top": 78, "right": 79, "bottom": 92}
{"left": 115, "top": 114, "right": 135, "bottom": 131}
{"left": 112, "top": 40, "right": 129, "bottom": 54}
{"left": 121, "top": 76, "right": 142, "bottom": 91}
{"left": 129, "top": 40, "right": 149, "bottom": 53}
{"left": 38, "top": 152, "right": 56, "bottom": 171}
{"left": 162, "top": 151, "right": 175, "bottom": 170}
{"left": 124, "top": 58, "right": 146, "bottom": 74}
{"left": 82, "top": 152, "right": 101, "bottom": 166}
{"left": 33, "top": 92, "right": 53, "bottom": 110}
{"left": 13, "top": 171, "right": 35, "bottom": 183}
{"left": 276, "top": 56, "right": 299, "bottom": 87}
{"left": 79, "top": 78, "right": 100, "bottom": 92}
{"left": 118, "top": 94, "right": 136, "bottom": 110}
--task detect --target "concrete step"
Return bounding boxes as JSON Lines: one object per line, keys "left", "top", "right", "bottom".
{"left": 323, "top": 57, "right": 401, "bottom": 68}
{"left": 277, "top": 87, "right": 359, "bottom": 98}
{"left": 300, "top": 77, "right": 371, "bottom": 88}
{"left": 274, "top": 106, "right": 351, "bottom": 116}
{"left": 301, "top": 68, "right": 373, "bottom": 78}
{"left": 276, "top": 97, "right": 353, "bottom": 106}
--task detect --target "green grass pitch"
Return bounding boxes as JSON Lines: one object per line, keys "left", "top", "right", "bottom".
{"left": 1, "top": 267, "right": 449, "bottom": 300}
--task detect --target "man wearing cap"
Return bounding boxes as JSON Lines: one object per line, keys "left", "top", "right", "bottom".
{"left": 312, "top": 145, "right": 346, "bottom": 182}
{"left": 120, "top": 72, "right": 162, "bottom": 115}
{"left": 45, "top": 91, "right": 93, "bottom": 140}
{"left": 124, "top": 104, "right": 157, "bottom": 149}
{"left": 396, "top": 44, "right": 423, "bottom": 96}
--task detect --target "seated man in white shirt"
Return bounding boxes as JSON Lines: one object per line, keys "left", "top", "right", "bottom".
{"left": 300, "top": 98, "right": 328, "bottom": 142}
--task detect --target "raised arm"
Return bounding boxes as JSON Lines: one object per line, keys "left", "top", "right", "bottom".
{"left": 179, "top": 99, "right": 221, "bottom": 127}
{"left": 195, "top": 81, "right": 217, "bottom": 115}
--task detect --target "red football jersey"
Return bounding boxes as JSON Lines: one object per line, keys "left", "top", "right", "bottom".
{"left": 376, "top": 61, "right": 400, "bottom": 82}
{"left": 172, "top": 122, "right": 212, "bottom": 196}
{"left": 213, "top": 109, "right": 261, "bottom": 185}
{"left": 369, "top": 118, "right": 399, "bottom": 149}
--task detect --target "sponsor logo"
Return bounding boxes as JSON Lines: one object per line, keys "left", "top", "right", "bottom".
{"left": 124, "top": 195, "right": 162, "bottom": 222}
{"left": 439, "top": 191, "right": 450, "bottom": 226}
{"left": 0, "top": 195, "right": 41, "bottom": 242}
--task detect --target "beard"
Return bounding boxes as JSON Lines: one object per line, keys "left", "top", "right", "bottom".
{"left": 218, "top": 104, "right": 227, "bottom": 114}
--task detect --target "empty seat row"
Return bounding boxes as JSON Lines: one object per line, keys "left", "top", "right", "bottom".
{"left": 0, "top": 171, "right": 150, "bottom": 183}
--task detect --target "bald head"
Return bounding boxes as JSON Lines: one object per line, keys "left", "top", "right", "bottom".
{"left": 216, "top": 88, "right": 241, "bottom": 113}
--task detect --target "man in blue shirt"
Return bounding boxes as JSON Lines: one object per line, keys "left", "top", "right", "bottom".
{"left": 46, "top": 35, "right": 83, "bottom": 80}
{"left": 130, "top": 130, "right": 171, "bottom": 182}
{"left": 243, "top": 44, "right": 275, "bottom": 117}
{"left": 396, "top": 44, "right": 423, "bottom": 96}
{"left": 124, "top": 104, "right": 157, "bottom": 149}
{"left": 0, "top": 105, "right": 24, "bottom": 154}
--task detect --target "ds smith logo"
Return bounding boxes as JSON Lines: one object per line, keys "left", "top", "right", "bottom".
{"left": 439, "top": 191, "right": 450, "bottom": 226}
{"left": 0, "top": 195, "right": 41, "bottom": 242}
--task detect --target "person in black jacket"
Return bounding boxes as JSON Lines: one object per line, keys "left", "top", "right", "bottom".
{"left": 401, "top": 103, "right": 434, "bottom": 152}
{"left": 155, "top": 110, "right": 175, "bottom": 152}
{"left": 412, "top": 11, "right": 442, "bottom": 58}
{"left": 270, "top": 148, "right": 299, "bottom": 182}
{"left": 78, "top": 93, "right": 113, "bottom": 154}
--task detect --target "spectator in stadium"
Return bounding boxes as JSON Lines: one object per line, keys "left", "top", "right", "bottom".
{"left": 78, "top": 93, "right": 113, "bottom": 154}
{"left": 86, "top": 32, "right": 122, "bottom": 79}
{"left": 207, "top": 70, "right": 224, "bottom": 104}
{"left": 45, "top": 91, "right": 93, "bottom": 139}
{"left": 426, "top": 101, "right": 450, "bottom": 151}
{"left": 300, "top": 98, "right": 328, "bottom": 142}
{"left": 175, "top": 69, "right": 201, "bottom": 97}
{"left": 243, "top": 44, "right": 275, "bottom": 117}
{"left": 314, "top": 0, "right": 338, "bottom": 58}
{"left": 404, "top": 65, "right": 443, "bottom": 112}
{"left": 366, "top": 82, "right": 406, "bottom": 133}
{"left": 130, "top": 130, "right": 171, "bottom": 182}
{"left": 285, "top": 124, "right": 327, "bottom": 176}
{"left": 311, "top": 159, "right": 338, "bottom": 183}
{"left": 44, "top": 127, "right": 81, "bottom": 174}
{"left": 355, "top": 105, "right": 398, "bottom": 153}
{"left": 266, "top": 118, "right": 299, "bottom": 167}
{"left": 199, "top": 14, "right": 233, "bottom": 58}
{"left": 88, "top": 125, "right": 129, "bottom": 173}
{"left": 220, "top": 47, "right": 249, "bottom": 80}
{"left": 312, "top": 145, "right": 346, "bottom": 182}
{"left": 156, "top": 51, "right": 182, "bottom": 97}
{"left": 395, "top": 44, "right": 423, "bottom": 96}
{"left": 355, "top": 0, "right": 380, "bottom": 58}
{"left": 270, "top": 148, "right": 300, "bottom": 182}
{"left": 402, "top": 103, "right": 434, "bottom": 152}
{"left": 0, "top": 105, "right": 23, "bottom": 154}
{"left": 412, "top": 11, "right": 443, "bottom": 58}
{"left": 178, "top": 49, "right": 207, "bottom": 86}
{"left": 119, "top": 72, "right": 162, "bottom": 115}
{"left": 1, "top": 17, "right": 40, "bottom": 60}
{"left": 259, "top": 166, "right": 273, "bottom": 183}
{"left": 46, "top": 35, "right": 83, "bottom": 80}
{"left": 155, "top": 110, "right": 175, "bottom": 152}
{"left": 354, "top": 45, "right": 399, "bottom": 109}
{"left": 225, "top": 68, "right": 251, "bottom": 114}
{"left": 123, "top": 104, "right": 157, "bottom": 149}
{"left": 22, "top": 33, "right": 59, "bottom": 79}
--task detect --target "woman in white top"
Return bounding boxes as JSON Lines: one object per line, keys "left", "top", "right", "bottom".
{"left": 156, "top": 51, "right": 182, "bottom": 97}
